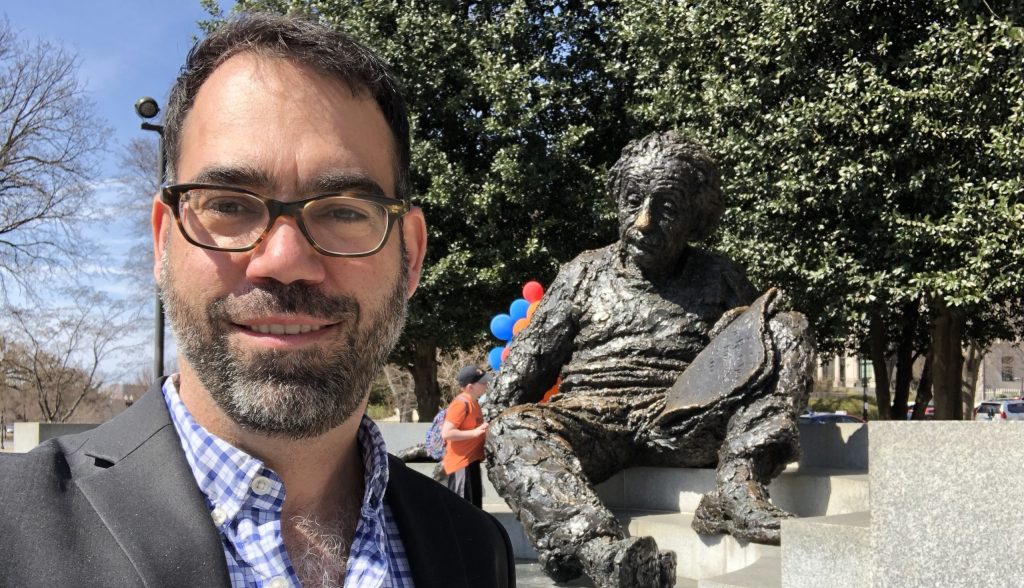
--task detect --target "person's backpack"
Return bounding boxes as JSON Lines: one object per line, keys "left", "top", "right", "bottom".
{"left": 424, "top": 396, "right": 469, "bottom": 460}
{"left": 424, "top": 408, "right": 448, "bottom": 460}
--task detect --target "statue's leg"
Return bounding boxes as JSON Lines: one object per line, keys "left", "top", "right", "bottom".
{"left": 692, "top": 312, "right": 815, "bottom": 544}
{"left": 486, "top": 402, "right": 675, "bottom": 587}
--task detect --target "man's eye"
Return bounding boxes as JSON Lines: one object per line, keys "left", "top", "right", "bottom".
{"left": 194, "top": 195, "right": 261, "bottom": 216}
{"left": 317, "top": 203, "right": 371, "bottom": 223}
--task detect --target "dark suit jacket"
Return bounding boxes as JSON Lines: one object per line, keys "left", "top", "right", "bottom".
{"left": 0, "top": 381, "right": 515, "bottom": 587}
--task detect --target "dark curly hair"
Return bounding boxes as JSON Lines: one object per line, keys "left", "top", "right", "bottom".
{"left": 162, "top": 12, "right": 410, "bottom": 201}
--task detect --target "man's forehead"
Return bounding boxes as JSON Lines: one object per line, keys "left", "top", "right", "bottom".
{"left": 176, "top": 52, "right": 397, "bottom": 194}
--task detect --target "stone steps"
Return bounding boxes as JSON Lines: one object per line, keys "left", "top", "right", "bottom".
{"left": 479, "top": 466, "right": 867, "bottom": 585}
{"left": 781, "top": 511, "right": 870, "bottom": 588}
{"left": 393, "top": 422, "right": 871, "bottom": 586}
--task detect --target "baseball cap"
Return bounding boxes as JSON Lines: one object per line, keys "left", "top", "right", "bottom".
{"left": 456, "top": 365, "right": 493, "bottom": 387}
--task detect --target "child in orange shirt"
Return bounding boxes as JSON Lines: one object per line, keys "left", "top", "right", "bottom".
{"left": 441, "top": 365, "right": 491, "bottom": 507}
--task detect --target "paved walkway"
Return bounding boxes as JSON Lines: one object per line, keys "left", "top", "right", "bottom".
{"left": 515, "top": 562, "right": 594, "bottom": 587}
{"left": 515, "top": 561, "right": 699, "bottom": 587}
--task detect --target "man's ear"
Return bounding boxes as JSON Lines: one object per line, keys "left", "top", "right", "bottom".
{"left": 151, "top": 194, "right": 170, "bottom": 282}
{"left": 401, "top": 207, "right": 427, "bottom": 299}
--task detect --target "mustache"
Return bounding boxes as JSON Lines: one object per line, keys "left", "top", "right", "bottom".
{"left": 211, "top": 282, "right": 360, "bottom": 322}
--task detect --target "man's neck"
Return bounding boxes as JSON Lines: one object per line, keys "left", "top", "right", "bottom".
{"left": 173, "top": 367, "right": 366, "bottom": 521}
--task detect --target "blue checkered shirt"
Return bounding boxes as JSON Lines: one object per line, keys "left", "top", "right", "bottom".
{"left": 162, "top": 378, "right": 414, "bottom": 587}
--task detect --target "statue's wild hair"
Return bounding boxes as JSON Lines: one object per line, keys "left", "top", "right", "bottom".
{"left": 607, "top": 131, "right": 724, "bottom": 242}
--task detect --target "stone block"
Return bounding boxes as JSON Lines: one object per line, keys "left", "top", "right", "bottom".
{"left": 781, "top": 511, "right": 870, "bottom": 588}
{"left": 870, "top": 422, "right": 1024, "bottom": 588}
{"left": 795, "top": 421, "right": 869, "bottom": 471}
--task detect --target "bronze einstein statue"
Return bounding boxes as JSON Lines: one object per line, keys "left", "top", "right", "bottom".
{"left": 484, "top": 131, "right": 815, "bottom": 587}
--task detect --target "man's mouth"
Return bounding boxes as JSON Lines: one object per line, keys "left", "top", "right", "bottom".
{"left": 244, "top": 323, "right": 327, "bottom": 335}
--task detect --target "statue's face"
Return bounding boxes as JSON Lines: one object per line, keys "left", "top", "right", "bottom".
{"left": 616, "top": 156, "right": 696, "bottom": 274}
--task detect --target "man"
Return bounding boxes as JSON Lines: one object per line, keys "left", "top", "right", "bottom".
{"left": 0, "top": 13, "right": 513, "bottom": 587}
{"left": 441, "top": 366, "right": 491, "bottom": 508}
{"left": 485, "top": 131, "right": 814, "bottom": 587}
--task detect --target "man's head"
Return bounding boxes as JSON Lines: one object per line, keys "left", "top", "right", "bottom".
{"left": 607, "top": 131, "right": 723, "bottom": 275}
{"left": 456, "top": 365, "right": 492, "bottom": 398}
{"left": 162, "top": 13, "right": 410, "bottom": 200}
{"left": 152, "top": 13, "right": 426, "bottom": 440}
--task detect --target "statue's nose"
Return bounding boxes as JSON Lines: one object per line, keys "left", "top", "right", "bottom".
{"left": 634, "top": 200, "right": 653, "bottom": 231}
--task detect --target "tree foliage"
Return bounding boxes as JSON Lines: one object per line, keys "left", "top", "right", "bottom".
{"left": 616, "top": 0, "right": 1024, "bottom": 418}
{"left": 0, "top": 17, "right": 110, "bottom": 299}
{"left": 203, "top": 1, "right": 1024, "bottom": 421}
{"left": 212, "top": 0, "right": 637, "bottom": 418}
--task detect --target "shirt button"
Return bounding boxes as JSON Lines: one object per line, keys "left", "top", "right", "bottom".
{"left": 268, "top": 577, "right": 289, "bottom": 588}
{"left": 210, "top": 507, "right": 227, "bottom": 526}
{"left": 251, "top": 475, "right": 273, "bottom": 495}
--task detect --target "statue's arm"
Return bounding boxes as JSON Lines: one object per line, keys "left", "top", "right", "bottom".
{"left": 485, "top": 262, "right": 582, "bottom": 415}
{"left": 709, "top": 257, "right": 761, "bottom": 338}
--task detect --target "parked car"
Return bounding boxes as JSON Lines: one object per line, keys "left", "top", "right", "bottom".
{"left": 798, "top": 411, "right": 866, "bottom": 425}
{"left": 906, "top": 404, "right": 935, "bottom": 420}
{"left": 974, "top": 399, "right": 1024, "bottom": 421}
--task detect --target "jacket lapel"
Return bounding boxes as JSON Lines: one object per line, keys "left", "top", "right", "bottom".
{"left": 75, "top": 381, "right": 230, "bottom": 587}
{"left": 385, "top": 456, "right": 470, "bottom": 588}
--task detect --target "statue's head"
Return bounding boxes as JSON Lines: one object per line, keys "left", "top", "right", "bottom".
{"left": 607, "top": 132, "right": 723, "bottom": 274}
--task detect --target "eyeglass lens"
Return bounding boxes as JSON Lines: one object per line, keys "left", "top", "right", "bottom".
{"left": 179, "top": 187, "right": 390, "bottom": 255}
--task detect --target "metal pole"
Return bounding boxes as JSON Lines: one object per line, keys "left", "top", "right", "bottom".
{"left": 862, "top": 380, "right": 869, "bottom": 421}
{"left": 141, "top": 117, "right": 165, "bottom": 380}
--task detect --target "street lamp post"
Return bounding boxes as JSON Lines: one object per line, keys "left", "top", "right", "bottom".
{"left": 858, "top": 358, "right": 870, "bottom": 421}
{"left": 862, "top": 378, "right": 869, "bottom": 421}
{"left": 135, "top": 97, "right": 166, "bottom": 381}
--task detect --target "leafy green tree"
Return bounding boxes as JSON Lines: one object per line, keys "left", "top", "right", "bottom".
{"left": 616, "top": 0, "right": 1024, "bottom": 419}
{"left": 209, "top": 1, "right": 637, "bottom": 419}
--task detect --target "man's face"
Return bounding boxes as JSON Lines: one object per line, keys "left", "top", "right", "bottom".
{"left": 616, "top": 154, "right": 695, "bottom": 274}
{"left": 152, "top": 53, "right": 426, "bottom": 439}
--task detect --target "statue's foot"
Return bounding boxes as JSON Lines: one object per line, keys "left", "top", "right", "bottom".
{"left": 579, "top": 535, "right": 675, "bottom": 587}
{"left": 692, "top": 485, "right": 793, "bottom": 545}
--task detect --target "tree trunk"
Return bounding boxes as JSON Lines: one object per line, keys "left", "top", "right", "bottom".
{"left": 411, "top": 341, "right": 441, "bottom": 423}
{"left": 890, "top": 301, "right": 919, "bottom": 420}
{"left": 911, "top": 350, "right": 933, "bottom": 420}
{"left": 962, "top": 343, "right": 983, "bottom": 420}
{"left": 931, "top": 300, "right": 965, "bottom": 420}
{"left": 869, "top": 314, "right": 891, "bottom": 420}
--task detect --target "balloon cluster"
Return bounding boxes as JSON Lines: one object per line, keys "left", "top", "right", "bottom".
{"left": 487, "top": 280, "right": 545, "bottom": 371}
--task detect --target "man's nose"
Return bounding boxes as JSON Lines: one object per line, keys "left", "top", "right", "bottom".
{"left": 245, "top": 218, "right": 327, "bottom": 285}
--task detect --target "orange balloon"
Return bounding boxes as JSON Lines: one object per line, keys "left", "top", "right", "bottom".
{"left": 512, "top": 317, "right": 530, "bottom": 336}
{"left": 527, "top": 301, "right": 540, "bottom": 320}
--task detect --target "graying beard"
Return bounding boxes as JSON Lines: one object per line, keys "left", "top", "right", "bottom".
{"left": 160, "top": 247, "right": 408, "bottom": 439}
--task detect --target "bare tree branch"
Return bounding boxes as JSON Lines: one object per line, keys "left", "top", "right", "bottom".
{"left": 0, "top": 17, "right": 111, "bottom": 300}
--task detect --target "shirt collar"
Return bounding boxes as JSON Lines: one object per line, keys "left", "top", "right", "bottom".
{"left": 161, "top": 376, "right": 391, "bottom": 521}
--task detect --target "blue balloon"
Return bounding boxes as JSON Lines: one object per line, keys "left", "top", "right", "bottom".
{"left": 488, "top": 346, "right": 504, "bottom": 371}
{"left": 490, "top": 313, "right": 514, "bottom": 341}
{"left": 509, "top": 298, "right": 530, "bottom": 321}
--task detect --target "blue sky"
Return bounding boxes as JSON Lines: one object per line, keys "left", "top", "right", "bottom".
{"left": 5, "top": 2, "right": 217, "bottom": 177}
{"left": 3, "top": 2, "right": 227, "bottom": 379}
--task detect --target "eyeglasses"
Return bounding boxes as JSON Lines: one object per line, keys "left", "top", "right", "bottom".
{"left": 160, "top": 184, "right": 410, "bottom": 257}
